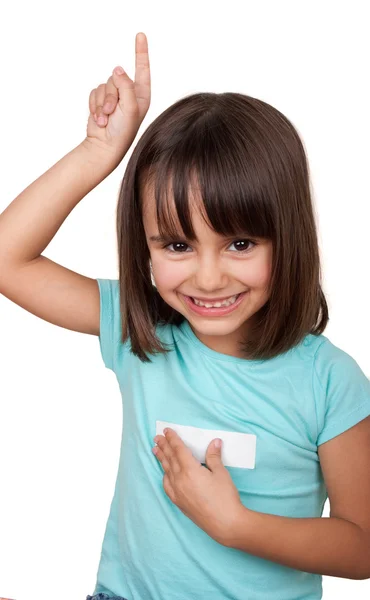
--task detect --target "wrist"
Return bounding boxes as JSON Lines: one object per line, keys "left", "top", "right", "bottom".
{"left": 223, "top": 503, "right": 254, "bottom": 548}
{"left": 80, "top": 136, "right": 126, "bottom": 173}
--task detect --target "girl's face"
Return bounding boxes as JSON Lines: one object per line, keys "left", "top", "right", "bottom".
{"left": 142, "top": 184, "right": 273, "bottom": 359}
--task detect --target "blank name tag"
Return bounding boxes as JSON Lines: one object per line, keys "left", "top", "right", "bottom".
{"left": 156, "top": 420, "right": 256, "bottom": 469}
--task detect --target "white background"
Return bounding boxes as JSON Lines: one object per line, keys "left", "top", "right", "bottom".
{"left": 1, "top": 0, "right": 369, "bottom": 598}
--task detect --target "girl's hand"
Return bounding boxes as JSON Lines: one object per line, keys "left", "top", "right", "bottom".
{"left": 84, "top": 32, "right": 150, "bottom": 165}
{"left": 153, "top": 428, "right": 245, "bottom": 546}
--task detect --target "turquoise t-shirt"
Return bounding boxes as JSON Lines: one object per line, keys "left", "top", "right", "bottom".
{"left": 92, "top": 278, "right": 370, "bottom": 600}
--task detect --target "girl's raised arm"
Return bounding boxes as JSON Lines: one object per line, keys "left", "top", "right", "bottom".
{"left": 0, "top": 33, "right": 150, "bottom": 336}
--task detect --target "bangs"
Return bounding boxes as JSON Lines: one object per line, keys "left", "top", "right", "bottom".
{"left": 141, "top": 120, "right": 277, "bottom": 244}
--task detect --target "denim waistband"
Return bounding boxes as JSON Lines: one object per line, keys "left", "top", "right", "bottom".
{"left": 86, "top": 594, "right": 128, "bottom": 600}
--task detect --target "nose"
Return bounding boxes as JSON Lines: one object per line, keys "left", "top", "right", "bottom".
{"left": 193, "top": 254, "right": 228, "bottom": 292}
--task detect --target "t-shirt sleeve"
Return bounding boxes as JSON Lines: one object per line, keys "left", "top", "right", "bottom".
{"left": 314, "top": 339, "right": 370, "bottom": 446}
{"left": 96, "top": 278, "right": 122, "bottom": 371}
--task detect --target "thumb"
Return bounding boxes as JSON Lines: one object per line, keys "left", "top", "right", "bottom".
{"left": 112, "top": 67, "right": 138, "bottom": 116}
{"left": 205, "top": 438, "right": 223, "bottom": 472}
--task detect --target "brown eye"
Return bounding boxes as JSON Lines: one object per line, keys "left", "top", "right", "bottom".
{"left": 229, "top": 240, "right": 256, "bottom": 253}
{"left": 164, "top": 242, "right": 190, "bottom": 253}
{"left": 163, "top": 239, "right": 257, "bottom": 254}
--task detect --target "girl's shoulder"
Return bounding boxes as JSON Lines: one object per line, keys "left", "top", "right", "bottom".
{"left": 311, "top": 333, "right": 370, "bottom": 446}
{"left": 311, "top": 333, "right": 369, "bottom": 380}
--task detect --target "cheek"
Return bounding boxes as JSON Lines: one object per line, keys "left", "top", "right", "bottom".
{"left": 251, "top": 268, "right": 270, "bottom": 288}
{"left": 152, "top": 259, "right": 185, "bottom": 290}
{"left": 237, "top": 263, "right": 270, "bottom": 289}
{"left": 245, "top": 250, "right": 272, "bottom": 289}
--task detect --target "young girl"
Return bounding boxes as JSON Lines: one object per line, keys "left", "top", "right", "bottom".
{"left": 1, "top": 32, "right": 370, "bottom": 600}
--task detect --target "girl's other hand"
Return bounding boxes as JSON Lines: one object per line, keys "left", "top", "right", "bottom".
{"left": 84, "top": 32, "right": 151, "bottom": 165}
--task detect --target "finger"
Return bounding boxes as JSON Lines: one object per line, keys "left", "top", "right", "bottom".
{"left": 155, "top": 435, "right": 180, "bottom": 473}
{"left": 153, "top": 446, "right": 171, "bottom": 473}
{"left": 88, "top": 88, "right": 97, "bottom": 118}
{"left": 95, "top": 83, "right": 107, "bottom": 121}
{"left": 111, "top": 65, "right": 138, "bottom": 116}
{"left": 102, "top": 74, "right": 119, "bottom": 114}
{"left": 134, "top": 32, "right": 151, "bottom": 112}
{"left": 164, "top": 429, "right": 197, "bottom": 469}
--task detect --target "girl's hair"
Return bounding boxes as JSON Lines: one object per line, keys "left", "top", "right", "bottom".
{"left": 116, "top": 92, "right": 329, "bottom": 363}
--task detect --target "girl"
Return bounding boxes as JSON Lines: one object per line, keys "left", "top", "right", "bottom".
{"left": 1, "top": 32, "right": 370, "bottom": 600}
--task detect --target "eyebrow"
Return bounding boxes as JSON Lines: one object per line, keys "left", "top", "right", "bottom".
{"left": 149, "top": 234, "right": 171, "bottom": 243}
{"left": 149, "top": 232, "right": 261, "bottom": 244}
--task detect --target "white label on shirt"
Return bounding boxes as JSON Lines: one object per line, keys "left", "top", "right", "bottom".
{"left": 156, "top": 420, "right": 256, "bottom": 469}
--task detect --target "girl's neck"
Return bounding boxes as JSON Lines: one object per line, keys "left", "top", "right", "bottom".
{"left": 188, "top": 320, "right": 253, "bottom": 359}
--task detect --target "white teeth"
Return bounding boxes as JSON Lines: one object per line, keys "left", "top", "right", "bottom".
{"left": 192, "top": 294, "right": 239, "bottom": 308}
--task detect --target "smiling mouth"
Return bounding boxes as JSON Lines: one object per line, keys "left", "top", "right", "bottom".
{"left": 180, "top": 291, "right": 249, "bottom": 315}
{"left": 190, "top": 293, "right": 241, "bottom": 307}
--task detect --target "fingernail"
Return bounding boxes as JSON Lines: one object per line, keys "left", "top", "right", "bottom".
{"left": 97, "top": 116, "right": 106, "bottom": 125}
{"left": 115, "top": 66, "right": 124, "bottom": 75}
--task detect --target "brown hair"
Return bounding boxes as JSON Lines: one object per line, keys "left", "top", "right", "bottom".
{"left": 116, "top": 92, "right": 329, "bottom": 362}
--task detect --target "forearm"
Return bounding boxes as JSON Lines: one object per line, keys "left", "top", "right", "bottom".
{"left": 0, "top": 139, "right": 118, "bottom": 265}
{"left": 226, "top": 507, "right": 370, "bottom": 580}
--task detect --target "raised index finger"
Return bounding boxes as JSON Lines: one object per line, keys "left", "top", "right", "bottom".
{"left": 134, "top": 32, "right": 151, "bottom": 110}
